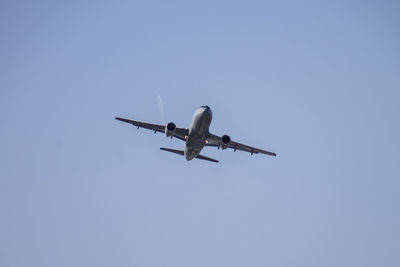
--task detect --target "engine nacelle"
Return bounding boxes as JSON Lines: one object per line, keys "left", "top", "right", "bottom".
{"left": 165, "top": 122, "right": 176, "bottom": 137}
{"left": 221, "top": 134, "right": 231, "bottom": 149}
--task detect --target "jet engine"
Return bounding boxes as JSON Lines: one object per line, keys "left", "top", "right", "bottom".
{"left": 165, "top": 122, "right": 176, "bottom": 137}
{"left": 221, "top": 134, "right": 231, "bottom": 149}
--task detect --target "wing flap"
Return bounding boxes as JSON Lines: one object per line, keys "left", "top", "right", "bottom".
{"left": 206, "top": 133, "right": 276, "bottom": 157}
{"left": 115, "top": 117, "right": 189, "bottom": 141}
{"left": 115, "top": 117, "right": 164, "bottom": 133}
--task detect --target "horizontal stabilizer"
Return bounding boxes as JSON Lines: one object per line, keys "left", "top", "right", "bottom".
{"left": 160, "top": 147, "right": 219, "bottom": 163}
{"left": 195, "top": 154, "right": 219, "bottom": 163}
{"left": 160, "top": 147, "right": 184, "bottom": 155}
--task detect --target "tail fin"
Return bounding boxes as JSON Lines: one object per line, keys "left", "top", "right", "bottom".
{"left": 160, "top": 147, "right": 219, "bottom": 163}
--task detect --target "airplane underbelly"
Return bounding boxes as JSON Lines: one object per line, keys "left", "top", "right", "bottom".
{"left": 184, "top": 144, "right": 200, "bottom": 160}
{"left": 185, "top": 108, "right": 212, "bottom": 160}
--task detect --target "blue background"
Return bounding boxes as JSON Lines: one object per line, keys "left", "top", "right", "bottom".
{"left": 1, "top": 1, "right": 399, "bottom": 266}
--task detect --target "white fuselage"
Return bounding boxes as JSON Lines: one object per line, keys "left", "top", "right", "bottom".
{"left": 184, "top": 106, "right": 213, "bottom": 160}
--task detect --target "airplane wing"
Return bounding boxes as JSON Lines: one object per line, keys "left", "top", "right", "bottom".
{"left": 206, "top": 133, "right": 276, "bottom": 157}
{"left": 115, "top": 117, "right": 189, "bottom": 141}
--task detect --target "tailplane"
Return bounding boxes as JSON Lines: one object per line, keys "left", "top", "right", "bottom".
{"left": 195, "top": 154, "right": 219, "bottom": 163}
{"left": 160, "top": 147, "right": 219, "bottom": 163}
{"left": 160, "top": 147, "right": 184, "bottom": 155}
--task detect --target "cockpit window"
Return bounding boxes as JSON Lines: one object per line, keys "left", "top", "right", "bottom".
{"left": 201, "top": 105, "right": 210, "bottom": 109}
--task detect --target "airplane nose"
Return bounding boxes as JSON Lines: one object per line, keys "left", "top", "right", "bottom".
{"left": 204, "top": 108, "right": 212, "bottom": 116}
{"left": 200, "top": 105, "right": 212, "bottom": 116}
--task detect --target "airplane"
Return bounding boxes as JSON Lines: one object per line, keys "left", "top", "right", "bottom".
{"left": 115, "top": 105, "right": 276, "bottom": 163}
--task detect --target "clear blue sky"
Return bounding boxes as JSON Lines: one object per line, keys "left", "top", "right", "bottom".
{"left": 1, "top": 1, "right": 399, "bottom": 266}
